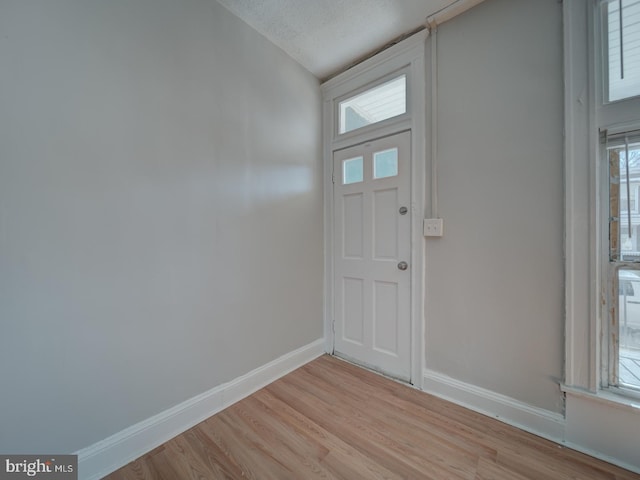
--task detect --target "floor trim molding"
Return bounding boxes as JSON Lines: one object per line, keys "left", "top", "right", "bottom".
{"left": 76, "top": 339, "right": 325, "bottom": 480}
{"left": 422, "top": 368, "right": 566, "bottom": 442}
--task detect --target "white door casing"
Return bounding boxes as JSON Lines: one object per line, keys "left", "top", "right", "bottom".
{"left": 333, "top": 131, "right": 411, "bottom": 381}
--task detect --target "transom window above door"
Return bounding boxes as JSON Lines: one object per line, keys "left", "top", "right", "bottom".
{"left": 338, "top": 75, "right": 407, "bottom": 135}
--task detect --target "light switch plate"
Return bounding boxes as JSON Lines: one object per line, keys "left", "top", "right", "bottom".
{"left": 423, "top": 218, "right": 444, "bottom": 237}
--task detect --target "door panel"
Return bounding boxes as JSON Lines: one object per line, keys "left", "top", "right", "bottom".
{"left": 373, "top": 188, "right": 399, "bottom": 259}
{"left": 333, "top": 131, "right": 411, "bottom": 381}
{"left": 343, "top": 277, "right": 365, "bottom": 344}
{"left": 374, "top": 280, "right": 399, "bottom": 354}
{"left": 343, "top": 193, "right": 364, "bottom": 259}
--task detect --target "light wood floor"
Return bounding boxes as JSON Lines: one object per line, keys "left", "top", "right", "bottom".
{"left": 105, "top": 355, "right": 640, "bottom": 480}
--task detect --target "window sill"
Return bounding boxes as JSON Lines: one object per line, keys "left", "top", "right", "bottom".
{"left": 561, "top": 384, "right": 640, "bottom": 413}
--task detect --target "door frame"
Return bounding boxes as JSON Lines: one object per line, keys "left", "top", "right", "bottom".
{"left": 321, "top": 30, "right": 427, "bottom": 388}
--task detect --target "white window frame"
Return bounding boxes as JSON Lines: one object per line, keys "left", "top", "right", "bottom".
{"left": 564, "top": 0, "right": 640, "bottom": 398}
{"left": 321, "top": 30, "right": 427, "bottom": 388}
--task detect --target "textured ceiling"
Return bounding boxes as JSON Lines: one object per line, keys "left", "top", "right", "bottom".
{"left": 217, "top": 0, "right": 459, "bottom": 79}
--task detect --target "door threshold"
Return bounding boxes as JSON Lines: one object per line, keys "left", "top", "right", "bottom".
{"left": 331, "top": 352, "right": 412, "bottom": 386}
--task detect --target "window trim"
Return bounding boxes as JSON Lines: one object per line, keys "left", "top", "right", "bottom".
{"left": 564, "top": 0, "right": 600, "bottom": 393}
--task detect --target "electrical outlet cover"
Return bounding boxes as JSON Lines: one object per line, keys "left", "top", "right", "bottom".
{"left": 423, "top": 218, "right": 444, "bottom": 237}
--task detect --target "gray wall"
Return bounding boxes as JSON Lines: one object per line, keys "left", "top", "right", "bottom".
{"left": 0, "top": 0, "right": 323, "bottom": 452}
{"left": 425, "top": 0, "right": 565, "bottom": 413}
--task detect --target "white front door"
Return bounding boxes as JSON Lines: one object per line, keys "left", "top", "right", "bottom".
{"left": 333, "top": 131, "right": 411, "bottom": 381}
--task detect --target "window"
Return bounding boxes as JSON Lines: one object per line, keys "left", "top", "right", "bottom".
{"left": 608, "top": 132, "right": 640, "bottom": 260}
{"left": 338, "top": 75, "right": 407, "bottom": 135}
{"left": 601, "top": 0, "right": 640, "bottom": 394}
{"left": 341, "top": 149, "right": 401, "bottom": 185}
{"left": 604, "top": 0, "right": 640, "bottom": 102}
{"left": 619, "top": 184, "right": 638, "bottom": 214}
{"left": 373, "top": 148, "right": 399, "bottom": 179}
{"left": 606, "top": 131, "right": 640, "bottom": 392}
{"left": 617, "top": 268, "right": 640, "bottom": 389}
{"left": 343, "top": 157, "right": 364, "bottom": 184}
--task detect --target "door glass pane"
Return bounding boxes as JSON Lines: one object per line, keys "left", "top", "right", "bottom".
{"left": 339, "top": 75, "right": 406, "bottom": 134}
{"left": 373, "top": 148, "right": 398, "bottom": 179}
{"left": 606, "top": 0, "right": 640, "bottom": 101}
{"left": 343, "top": 156, "right": 363, "bottom": 184}
{"left": 618, "top": 269, "right": 640, "bottom": 390}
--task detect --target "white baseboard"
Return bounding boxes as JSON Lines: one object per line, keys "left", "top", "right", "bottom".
{"left": 76, "top": 339, "right": 325, "bottom": 480}
{"left": 422, "top": 368, "right": 566, "bottom": 442}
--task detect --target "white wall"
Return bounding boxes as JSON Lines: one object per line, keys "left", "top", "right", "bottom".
{"left": 0, "top": 0, "right": 323, "bottom": 453}
{"left": 425, "top": 0, "right": 565, "bottom": 414}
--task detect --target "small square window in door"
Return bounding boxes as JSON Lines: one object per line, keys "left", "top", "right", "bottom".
{"left": 343, "top": 156, "right": 364, "bottom": 184}
{"left": 374, "top": 148, "right": 398, "bottom": 179}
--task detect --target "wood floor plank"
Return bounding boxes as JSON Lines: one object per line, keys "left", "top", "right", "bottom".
{"left": 302, "top": 357, "right": 499, "bottom": 462}
{"left": 253, "top": 388, "right": 404, "bottom": 480}
{"left": 179, "top": 428, "right": 241, "bottom": 479}
{"left": 267, "top": 373, "right": 440, "bottom": 479}
{"left": 227, "top": 396, "right": 334, "bottom": 478}
{"left": 287, "top": 361, "right": 481, "bottom": 478}
{"left": 271, "top": 370, "right": 470, "bottom": 479}
{"left": 105, "top": 355, "right": 640, "bottom": 480}
{"left": 116, "top": 450, "right": 163, "bottom": 480}
{"left": 142, "top": 446, "right": 185, "bottom": 480}
{"left": 474, "top": 456, "right": 534, "bottom": 480}
{"left": 199, "top": 412, "right": 296, "bottom": 480}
